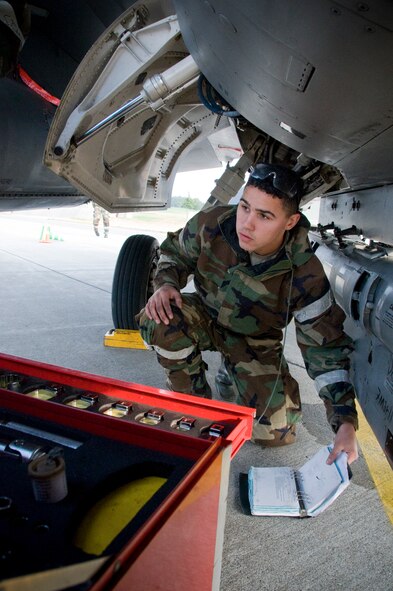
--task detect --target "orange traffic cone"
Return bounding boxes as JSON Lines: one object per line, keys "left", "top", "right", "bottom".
{"left": 39, "top": 225, "right": 52, "bottom": 243}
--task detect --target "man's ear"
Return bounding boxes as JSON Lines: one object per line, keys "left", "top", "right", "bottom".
{"left": 285, "top": 212, "right": 301, "bottom": 231}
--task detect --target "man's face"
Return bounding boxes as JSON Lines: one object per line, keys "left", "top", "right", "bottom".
{"left": 236, "top": 186, "right": 300, "bottom": 256}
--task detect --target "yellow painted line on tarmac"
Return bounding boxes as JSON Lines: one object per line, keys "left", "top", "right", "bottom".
{"left": 357, "top": 406, "right": 393, "bottom": 526}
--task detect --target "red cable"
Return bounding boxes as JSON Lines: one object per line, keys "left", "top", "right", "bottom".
{"left": 17, "top": 65, "right": 61, "bottom": 106}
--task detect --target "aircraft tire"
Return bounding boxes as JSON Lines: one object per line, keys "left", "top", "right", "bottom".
{"left": 112, "top": 234, "right": 160, "bottom": 329}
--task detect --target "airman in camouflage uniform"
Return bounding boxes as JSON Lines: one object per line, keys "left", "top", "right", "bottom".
{"left": 137, "top": 164, "right": 358, "bottom": 462}
{"left": 93, "top": 202, "right": 109, "bottom": 237}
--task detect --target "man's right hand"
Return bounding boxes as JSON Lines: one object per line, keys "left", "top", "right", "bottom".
{"left": 145, "top": 285, "right": 183, "bottom": 325}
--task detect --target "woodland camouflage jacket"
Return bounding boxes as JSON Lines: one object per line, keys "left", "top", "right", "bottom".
{"left": 153, "top": 205, "right": 358, "bottom": 431}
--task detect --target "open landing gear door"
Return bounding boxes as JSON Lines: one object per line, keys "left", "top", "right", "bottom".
{"left": 44, "top": 1, "right": 242, "bottom": 214}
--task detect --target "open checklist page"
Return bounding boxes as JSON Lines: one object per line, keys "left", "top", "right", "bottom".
{"left": 248, "top": 466, "right": 301, "bottom": 516}
{"left": 248, "top": 445, "right": 350, "bottom": 517}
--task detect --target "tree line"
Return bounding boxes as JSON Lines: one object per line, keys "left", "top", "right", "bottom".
{"left": 171, "top": 196, "right": 205, "bottom": 210}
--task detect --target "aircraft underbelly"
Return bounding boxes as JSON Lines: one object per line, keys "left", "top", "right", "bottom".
{"left": 174, "top": 0, "right": 393, "bottom": 187}
{"left": 0, "top": 79, "right": 85, "bottom": 204}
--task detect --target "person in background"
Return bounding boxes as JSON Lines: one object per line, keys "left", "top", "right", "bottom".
{"left": 92, "top": 202, "right": 110, "bottom": 237}
{"left": 137, "top": 164, "right": 358, "bottom": 465}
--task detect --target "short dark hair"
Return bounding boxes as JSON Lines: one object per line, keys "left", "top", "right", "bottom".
{"left": 245, "top": 163, "right": 303, "bottom": 216}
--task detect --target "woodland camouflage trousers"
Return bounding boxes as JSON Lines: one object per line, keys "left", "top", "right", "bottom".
{"left": 137, "top": 293, "right": 302, "bottom": 446}
{"left": 93, "top": 209, "right": 109, "bottom": 226}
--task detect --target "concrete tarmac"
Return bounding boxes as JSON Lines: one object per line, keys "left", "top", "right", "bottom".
{"left": 0, "top": 208, "right": 392, "bottom": 591}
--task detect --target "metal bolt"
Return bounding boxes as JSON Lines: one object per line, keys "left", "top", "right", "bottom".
{"left": 356, "top": 3, "right": 369, "bottom": 12}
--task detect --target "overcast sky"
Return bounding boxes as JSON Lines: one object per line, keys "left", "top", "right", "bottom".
{"left": 172, "top": 166, "right": 226, "bottom": 200}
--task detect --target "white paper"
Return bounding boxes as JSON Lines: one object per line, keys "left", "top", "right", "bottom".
{"left": 248, "top": 466, "right": 299, "bottom": 516}
{"left": 248, "top": 445, "right": 350, "bottom": 518}
{"left": 298, "top": 446, "right": 350, "bottom": 516}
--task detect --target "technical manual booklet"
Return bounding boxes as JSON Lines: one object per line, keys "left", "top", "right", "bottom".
{"left": 248, "top": 445, "right": 350, "bottom": 518}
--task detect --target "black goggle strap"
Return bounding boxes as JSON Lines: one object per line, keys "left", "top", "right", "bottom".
{"left": 249, "top": 165, "right": 299, "bottom": 199}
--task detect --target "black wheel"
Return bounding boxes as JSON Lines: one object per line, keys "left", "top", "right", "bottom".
{"left": 111, "top": 234, "right": 160, "bottom": 329}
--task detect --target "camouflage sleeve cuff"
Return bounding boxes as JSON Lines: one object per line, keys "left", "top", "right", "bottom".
{"left": 318, "top": 381, "right": 358, "bottom": 433}
{"left": 153, "top": 274, "right": 180, "bottom": 290}
{"left": 153, "top": 265, "right": 189, "bottom": 291}
{"left": 323, "top": 400, "right": 359, "bottom": 433}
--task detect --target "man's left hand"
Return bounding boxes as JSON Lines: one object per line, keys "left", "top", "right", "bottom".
{"left": 327, "top": 422, "right": 358, "bottom": 465}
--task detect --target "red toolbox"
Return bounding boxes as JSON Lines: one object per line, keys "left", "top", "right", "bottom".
{"left": 0, "top": 353, "right": 254, "bottom": 591}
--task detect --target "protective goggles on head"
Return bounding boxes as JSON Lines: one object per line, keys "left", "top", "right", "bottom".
{"left": 248, "top": 163, "right": 302, "bottom": 201}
